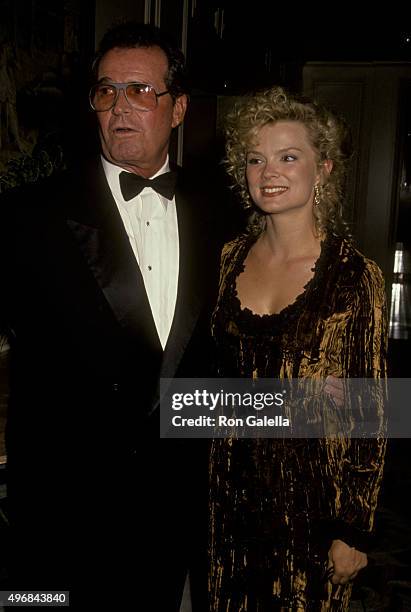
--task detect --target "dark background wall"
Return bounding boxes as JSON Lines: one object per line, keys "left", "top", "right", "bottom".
{"left": 0, "top": 2, "right": 411, "bottom": 608}
{"left": 0, "top": 2, "right": 410, "bottom": 330}
{"left": 1, "top": 0, "right": 410, "bottom": 348}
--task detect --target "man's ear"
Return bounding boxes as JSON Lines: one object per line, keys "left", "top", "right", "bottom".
{"left": 172, "top": 94, "right": 188, "bottom": 128}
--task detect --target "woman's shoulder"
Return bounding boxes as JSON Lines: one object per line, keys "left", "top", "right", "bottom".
{"left": 217, "top": 233, "right": 254, "bottom": 287}
{"left": 220, "top": 233, "right": 251, "bottom": 261}
{"left": 340, "top": 238, "right": 384, "bottom": 282}
{"left": 327, "top": 236, "right": 381, "bottom": 276}
{"left": 221, "top": 233, "right": 250, "bottom": 252}
{"left": 330, "top": 236, "right": 386, "bottom": 303}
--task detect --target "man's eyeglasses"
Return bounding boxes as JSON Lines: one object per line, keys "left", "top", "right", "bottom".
{"left": 89, "top": 82, "right": 170, "bottom": 112}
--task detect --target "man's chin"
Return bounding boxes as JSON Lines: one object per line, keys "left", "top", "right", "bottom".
{"left": 104, "top": 147, "right": 143, "bottom": 167}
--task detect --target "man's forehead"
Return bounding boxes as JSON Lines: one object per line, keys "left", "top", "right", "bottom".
{"left": 97, "top": 46, "right": 168, "bottom": 85}
{"left": 99, "top": 45, "right": 167, "bottom": 68}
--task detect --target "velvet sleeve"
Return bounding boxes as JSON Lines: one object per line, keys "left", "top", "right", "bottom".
{"left": 323, "top": 260, "right": 388, "bottom": 551}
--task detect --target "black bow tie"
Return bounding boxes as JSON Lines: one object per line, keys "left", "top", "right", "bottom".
{"left": 119, "top": 170, "right": 177, "bottom": 201}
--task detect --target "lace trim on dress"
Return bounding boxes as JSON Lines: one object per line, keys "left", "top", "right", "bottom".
{"left": 225, "top": 232, "right": 344, "bottom": 337}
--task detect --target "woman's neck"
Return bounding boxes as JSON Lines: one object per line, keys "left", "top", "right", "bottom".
{"left": 261, "top": 213, "right": 322, "bottom": 262}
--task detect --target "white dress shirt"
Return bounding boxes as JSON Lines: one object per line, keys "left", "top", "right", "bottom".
{"left": 102, "top": 156, "right": 179, "bottom": 349}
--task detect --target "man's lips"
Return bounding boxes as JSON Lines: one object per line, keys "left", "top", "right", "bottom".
{"left": 111, "top": 126, "right": 141, "bottom": 135}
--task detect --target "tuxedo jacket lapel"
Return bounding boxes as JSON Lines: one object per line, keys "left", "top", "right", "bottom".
{"left": 64, "top": 160, "right": 209, "bottom": 392}
{"left": 160, "top": 180, "right": 204, "bottom": 380}
{"left": 65, "top": 159, "right": 162, "bottom": 355}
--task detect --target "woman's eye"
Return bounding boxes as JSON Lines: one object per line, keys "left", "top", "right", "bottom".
{"left": 247, "top": 157, "right": 263, "bottom": 165}
{"left": 282, "top": 154, "right": 297, "bottom": 162}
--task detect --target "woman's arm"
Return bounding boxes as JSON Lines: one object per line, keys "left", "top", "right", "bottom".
{"left": 325, "top": 260, "right": 388, "bottom": 581}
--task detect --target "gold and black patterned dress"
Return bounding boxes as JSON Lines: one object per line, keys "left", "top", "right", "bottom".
{"left": 209, "top": 232, "right": 387, "bottom": 611}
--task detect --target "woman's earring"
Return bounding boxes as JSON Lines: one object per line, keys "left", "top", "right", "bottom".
{"left": 314, "top": 184, "right": 321, "bottom": 207}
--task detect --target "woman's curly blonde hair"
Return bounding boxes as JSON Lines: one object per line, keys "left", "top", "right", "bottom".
{"left": 224, "top": 86, "right": 353, "bottom": 236}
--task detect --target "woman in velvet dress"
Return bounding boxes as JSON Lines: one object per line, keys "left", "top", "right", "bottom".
{"left": 208, "top": 87, "right": 387, "bottom": 611}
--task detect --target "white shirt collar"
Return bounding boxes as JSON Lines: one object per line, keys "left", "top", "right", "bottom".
{"left": 101, "top": 155, "right": 171, "bottom": 205}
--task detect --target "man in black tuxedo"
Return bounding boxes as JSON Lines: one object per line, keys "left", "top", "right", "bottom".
{"left": 2, "top": 21, "right": 220, "bottom": 610}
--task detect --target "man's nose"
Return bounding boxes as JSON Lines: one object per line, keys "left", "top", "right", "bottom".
{"left": 112, "top": 88, "right": 132, "bottom": 114}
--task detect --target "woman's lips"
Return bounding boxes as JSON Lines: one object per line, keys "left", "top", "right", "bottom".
{"left": 261, "top": 186, "right": 288, "bottom": 195}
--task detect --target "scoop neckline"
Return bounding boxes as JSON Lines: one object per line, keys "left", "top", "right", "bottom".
{"left": 230, "top": 232, "right": 331, "bottom": 322}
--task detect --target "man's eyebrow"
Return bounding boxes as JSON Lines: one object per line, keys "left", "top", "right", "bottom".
{"left": 96, "top": 77, "right": 133, "bottom": 84}
{"left": 96, "top": 77, "right": 149, "bottom": 84}
{"left": 96, "top": 77, "right": 117, "bottom": 83}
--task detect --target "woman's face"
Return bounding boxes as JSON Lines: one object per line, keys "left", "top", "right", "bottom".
{"left": 245, "top": 120, "right": 326, "bottom": 217}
